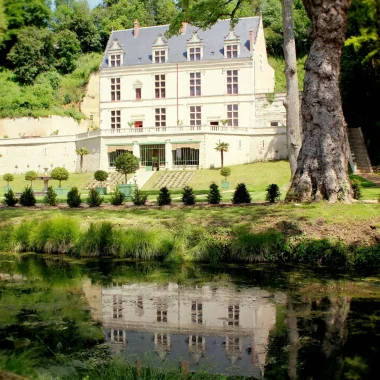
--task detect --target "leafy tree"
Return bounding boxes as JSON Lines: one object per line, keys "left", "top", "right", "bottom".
{"left": 157, "top": 186, "right": 171, "bottom": 206}
{"left": 76, "top": 147, "right": 89, "bottom": 173}
{"left": 207, "top": 183, "right": 221, "bottom": 204}
{"left": 3, "top": 188, "right": 18, "bottom": 206}
{"left": 51, "top": 167, "right": 69, "bottom": 187}
{"left": 114, "top": 152, "right": 139, "bottom": 184}
{"left": 67, "top": 186, "right": 81, "bottom": 207}
{"left": 43, "top": 186, "right": 58, "bottom": 206}
{"left": 232, "top": 183, "right": 251, "bottom": 204}
{"left": 25, "top": 170, "right": 37, "bottom": 186}
{"left": 220, "top": 166, "right": 231, "bottom": 181}
{"left": 94, "top": 170, "right": 108, "bottom": 185}
{"left": 266, "top": 184, "right": 281, "bottom": 203}
{"left": 132, "top": 186, "right": 148, "bottom": 206}
{"left": 181, "top": 185, "right": 196, "bottom": 205}
{"left": 20, "top": 185, "right": 36, "bottom": 206}
{"left": 54, "top": 29, "right": 81, "bottom": 73}
{"left": 87, "top": 188, "right": 103, "bottom": 207}
{"left": 3, "top": 173, "right": 14, "bottom": 186}
{"left": 110, "top": 186, "right": 125, "bottom": 205}
{"left": 215, "top": 142, "right": 229, "bottom": 168}
{"left": 0, "top": 0, "right": 8, "bottom": 47}
{"left": 7, "top": 26, "right": 54, "bottom": 83}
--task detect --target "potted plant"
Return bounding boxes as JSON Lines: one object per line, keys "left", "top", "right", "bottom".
{"left": 94, "top": 170, "right": 108, "bottom": 195}
{"left": 220, "top": 166, "right": 231, "bottom": 189}
{"left": 220, "top": 119, "right": 229, "bottom": 127}
{"left": 51, "top": 167, "right": 69, "bottom": 197}
{"left": 3, "top": 173, "right": 14, "bottom": 192}
{"left": 114, "top": 152, "right": 139, "bottom": 197}
{"left": 152, "top": 156, "right": 159, "bottom": 171}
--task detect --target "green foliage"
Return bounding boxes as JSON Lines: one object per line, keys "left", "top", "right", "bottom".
{"left": 220, "top": 166, "right": 231, "bottom": 181}
{"left": 67, "top": 186, "right": 81, "bottom": 208}
{"left": 207, "top": 183, "right": 221, "bottom": 204}
{"left": 51, "top": 167, "right": 69, "bottom": 187}
{"left": 87, "top": 188, "right": 103, "bottom": 207}
{"left": 79, "top": 222, "right": 114, "bottom": 256}
{"left": 157, "top": 186, "right": 171, "bottom": 206}
{"left": 19, "top": 186, "right": 36, "bottom": 206}
{"left": 266, "top": 184, "right": 281, "bottom": 203}
{"left": 43, "top": 186, "right": 58, "bottom": 206}
{"left": 350, "top": 178, "right": 363, "bottom": 200}
{"left": 182, "top": 186, "right": 196, "bottom": 205}
{"left": 132, "top": 187, "right": 148, "bottom": 206}
{"left": 110, "top": 186, "right": 125, "bottom": 206}
{"left": 2, "top": 188, "right": 18, "bottom": 206}
{"left": 54, "top": 29, "right": 81, "bottom": 73}
{"left": 114, "top": 152, "right": 139, "bottom": 184}
{"left": 232, "top": 183, "right": 251, "bottom": 204}
{"left": 3, "top": 173, "right": 14, "bottom": 185}
{"left": 94, "top": 170, "right": 108, "bottom": 184}
{"left": 25, "top": 170, "right": 37, "bottom": 185}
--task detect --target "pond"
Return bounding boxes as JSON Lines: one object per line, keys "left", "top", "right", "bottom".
{"left": 1, "top": 254, "right": 380, "bottom": 379}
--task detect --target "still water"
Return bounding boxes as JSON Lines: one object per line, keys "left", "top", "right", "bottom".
{"left": 1, "top": 254, "right": 380, "bottom": 379}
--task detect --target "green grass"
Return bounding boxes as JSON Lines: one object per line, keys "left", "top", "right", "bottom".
{"left": 350, "top": 174, "right": 380, "bottom": 200}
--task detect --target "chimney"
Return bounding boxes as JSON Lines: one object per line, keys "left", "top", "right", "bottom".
{"left": 134, "top": 19, "right": 139, "bottom": 38}
{"left": 180, "top": 22, "right": 188, "bottom": 35}
{"left": 249, "top": 27, "right": 255, "bottom": 52}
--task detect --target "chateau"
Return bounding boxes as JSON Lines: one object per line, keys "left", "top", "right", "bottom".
{"left": 0, "top": 17, "right": 288, "bottom": 175}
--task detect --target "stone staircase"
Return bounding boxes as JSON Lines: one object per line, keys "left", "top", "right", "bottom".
{"left": 153, "top": 171, "right": 195, "bottom": 189}
{"left": 348, "top": 128, "right": 373, "bottom": 174}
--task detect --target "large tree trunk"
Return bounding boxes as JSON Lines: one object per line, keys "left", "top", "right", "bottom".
{"left": 281, "top": 0, "right": 302, "bottom": 179}
{"left": 286, "top": 0, "right": 352, "bottom": 203}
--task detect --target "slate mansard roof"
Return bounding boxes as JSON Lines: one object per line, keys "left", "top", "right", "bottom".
{"left": 101, "top": 17, "right": 260, "bottom": 68}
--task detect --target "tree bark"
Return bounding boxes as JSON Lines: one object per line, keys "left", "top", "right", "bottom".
{"left": 221, "top": 151, "right": 224, "bottom": 168}
{"left": 80, "top": 155, "right": 83, "bottom": 173}
{"left": 281, "top": 0, "right": 302, "bottom": 179}
{"left": 287, "top": 0, "right": 352, "bottom": 203}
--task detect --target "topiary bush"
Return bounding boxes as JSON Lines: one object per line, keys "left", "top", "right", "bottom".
{"left": 232, "top": 183, "right": 251, "bottom": 204}
{"left": 94, "top": 170, "right": 108, "bottom": 185}
{"left": 110, "top": 187, "right": 125, "bottom": 206}
{"left": 3, "top": 173, "right": 14, "bottom": 187}
{"left": 20, "top": 186, "right": 36, "bottom": 206}
{"left": 132, "top": 187, "right": 148, "bottom": 206}
{"left": 67, "top": 187, "right": 81, "bottom": 207}
{"left": 51, "top": 167, "right": 69, "bottom": 187}
{"left": 207, "top": 183, "right": 221, "bottom": 204}
{"left": 182, "top": 186, "right": 196, "bottom": 205}
{"left": 220, "top": 166, "right": 231, "bottom": 181}
{"left": 350, "top": 178, "right": 363, "bottom": 200}
{"left": 43, "top": 186, "right": 58, "bottom": 206}
{"left": 25, "top": 170, "right": 38, "bottom": 186}
{"left": 157, "top": 186, "right": 171, "bottom": 206}
{"left": 3, "top": 189, "right": 18, "bottom": 207}
{"left": 114, "top": 152, "right": 139, "bottom": 183}
{"left": 266, "top": 184, "right": 281, "bottom": 203}
{"left": 87, "top": 188, "right": 103, "bottom": 207}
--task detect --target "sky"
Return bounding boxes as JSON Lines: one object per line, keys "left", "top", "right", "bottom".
{"left": 87, "top": 0, "right": 102, "bottom": 8}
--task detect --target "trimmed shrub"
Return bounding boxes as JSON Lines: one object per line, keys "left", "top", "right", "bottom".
{"left": 25, "top": 170, "right": 38, "bottom": 186}
{"left": 181, "top": 186, "right": 196, "bottom": 205}
{"left": 157, "top": 186, "right": 171, "bottom": 206}
{"left": 114, "top": 152, "right": 139, "bottom": 184}
{"left": 110, "top": 187, "right": 125, "bottom": 206}
{"left": 232, "top": 183, "right": 251, "bottom": 204}
{"left": 207, "top": 183, "right": 221, "bottom": 204}
{"left": 132, "top": 187, "right": 148, "bottom": 206}
{"left": 51, "top": 167, "right": 69, "bottom": 187}
{"left": 3, "top": 173, "right": 14, "bottom": 186}
{"left": 350, "top": 178, "right": 363, "bottom": 200}
{"left": 87, "top": 188, "right": 103, "bottom": 207}
{"left": 43, "top": 186, "right": 58, "bottom": 206}
{"left": 20, "top": 186, "right": 36, "bottom": 206}
{"left": 266, "top": 184, "right": 281, "bottom": 203}
{"left": 67, "top": 187, "right": 81, "bottom": 207}
{"left": 3, "top": 189, "right": 18, "bottom": 207}
{"left": 220, "top": 166, "right": 231, "bottom": 181}
{"left": 94, "top": 170, "right": 108, "bottom": 185}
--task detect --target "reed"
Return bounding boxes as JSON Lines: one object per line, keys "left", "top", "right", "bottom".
{"left": 78, "top": 222, "right": 115, "bottom": 257}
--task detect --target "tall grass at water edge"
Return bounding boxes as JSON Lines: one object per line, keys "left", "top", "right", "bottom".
{"left": 0, "top": 216, "right": 380, "bottom": 272}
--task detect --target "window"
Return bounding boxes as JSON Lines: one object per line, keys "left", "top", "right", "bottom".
{"left": 134, "top": 121, "right": 143, "bottom": 129}
{"left": 155, "top": 75, "right": 166, "bottom": 98}
{"left": 227, "top": 104, "right": 238, "bottom": 127}
{"left": 226, "top": 45, "right": 238, "bottom": 59}
{"left": 110, "top": 54, "right": 121, "bottom": 67}
{"left": 154, "top": 50, "right": 166, "bottom": 63}
{"left": 156, "top": 298, "right": 167, "bottom": 323}
{"left": 271, "top": 121, "right": 279, "bottom": 126}
{"left": 136, "top": 88, "right": 141, "bottom": 100}
{"left": 191, "top": 301, "right": 203, "bottom": 324}
{"left": 227, "top": 70, "right": 238, "bottom": 94}
{"left": 190, "top": 73, "right": 201, "bottom": 97}
{"left": 155, "top": 108, "right": 166, "bottom": 130}
{"left": 113, "top": 295, "right": 123, "bottom": 319}
{"left": 190, "top": 106, "right": 201, "bottom": 130}
{"left": 228, "top": 304, "right": 239, "bottom": 326}
{"left": 111, "top": 78, "right": 120, "bottom": 101}
{"left": 172, "top": 145, "right": 200, "bottom": 167}
{"left": 112, "top": 329, "right": 124, "bottom": 343}
{"left": 189, "top": 47, "right": 201, "bottom": 61}
{"left": 111, "top": 110, "right": 121, "bottom": 129}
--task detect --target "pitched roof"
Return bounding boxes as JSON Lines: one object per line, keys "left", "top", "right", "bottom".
{"left": 101, "top": 17, "right": 260, "bottom": 68}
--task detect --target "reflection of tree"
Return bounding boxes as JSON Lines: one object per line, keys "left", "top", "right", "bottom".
{"left": 287, "top": 300, "right": 299, "bottom": 380}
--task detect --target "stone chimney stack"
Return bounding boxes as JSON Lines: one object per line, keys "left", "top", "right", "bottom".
{"left": 134, "top": 19, "right": 139, "bottom": 38}
{"left": 180, "top": 22, "right": 188, "bottom": 34}
{"left": 249, "top": 27, "right": 255, "bottom": 52}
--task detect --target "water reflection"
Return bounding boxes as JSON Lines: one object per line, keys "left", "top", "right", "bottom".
{"left": 83, "top": 281, "right": 285, "bottom": 376}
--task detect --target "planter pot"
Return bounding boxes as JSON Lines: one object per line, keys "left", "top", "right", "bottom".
{"left": 145, "top": 166, "right": 153, "bottom": 172}
{"left": 117, "top": 184, "right": 137, "bottom": 198}
{"left": 3, "top": 186, "right": 12, "bottom": 193}
{"left": 95, "top": 187, "right": 107, "bottom": 195}
{"left": 54, "top": 188, "right": 68, "bottom": 197}
{"left": 221, "top": 181, "right": 230, "bottom": 190}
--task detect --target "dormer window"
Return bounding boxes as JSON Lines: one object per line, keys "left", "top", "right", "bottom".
{"left": 108, "top": 38, "right": 124, "bottom": 67}
{"left": 187, "top": 31, "right": 203, "bottom": 62}
{"left": 224, "top": 29, "right": 240, "bottom": 59}
{"left": 152, "top": 34, "right": 168, "bottom": 64}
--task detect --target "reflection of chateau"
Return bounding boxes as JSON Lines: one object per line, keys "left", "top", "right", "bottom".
{"left": 83, "top": 281, "right": 282, "bottom": 377}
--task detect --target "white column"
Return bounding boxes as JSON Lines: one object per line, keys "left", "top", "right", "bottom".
{"left": 133, "top": 141, "right": 140, "bottom": 159}
{"left": 165, "top": 140, "right": 172, "bottom": 169}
